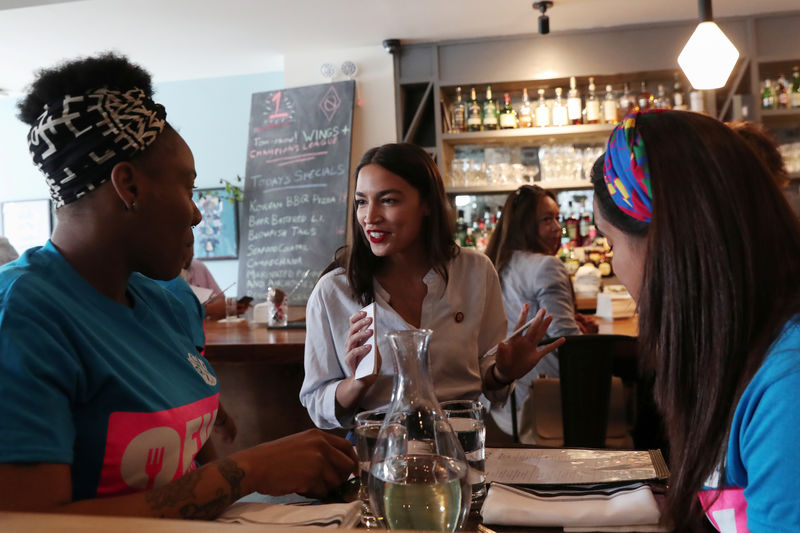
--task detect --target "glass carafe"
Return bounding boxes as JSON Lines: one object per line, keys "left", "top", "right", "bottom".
{"left": 368, "top": 329, "right": 471, "bottom": 532}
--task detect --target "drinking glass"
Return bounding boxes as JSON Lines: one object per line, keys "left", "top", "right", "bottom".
{"left": 355, "top": 409, "right": 387, "bottom": 528}
{"left": 440, "top": 400, "right": 487, "bottom": 509}
{"left": 266, "top": 286, "right": 288, "bottom": 327}
{"left": 224, "top": 297, "right": 238, "bottom": 320}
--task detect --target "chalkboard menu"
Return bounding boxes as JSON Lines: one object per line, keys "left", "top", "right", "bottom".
{"left": 238, "top": 81, "right": 355, "bottom": 304}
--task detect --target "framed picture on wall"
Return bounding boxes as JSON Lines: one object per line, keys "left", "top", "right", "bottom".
{"left": 1, "top": 199, "right": 52, "bottom": 254}
{"left": 193, "top": 188, "right": 239, "bottom": 260}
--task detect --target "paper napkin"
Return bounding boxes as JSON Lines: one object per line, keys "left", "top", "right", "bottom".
{"left": 216, "top": 501, "right": 361, "bottom": 528}
{"left": 481, "top": 482, "right": 662, "bottom": 530}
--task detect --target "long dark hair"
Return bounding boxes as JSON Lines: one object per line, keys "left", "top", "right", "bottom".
{"left": 485, "top": 185, "right": 557, "bottom": 273}
{"left": 334, "top": 143, "right": 457, "bottom": 305}
{"left": 591, "top": 110, "right": 800, "bottom": 531}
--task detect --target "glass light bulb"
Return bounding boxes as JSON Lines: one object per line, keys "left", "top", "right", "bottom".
{"left": 678, "top": 21, "right": 740, "bottom": 90}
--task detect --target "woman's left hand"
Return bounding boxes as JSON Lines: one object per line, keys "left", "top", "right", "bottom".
{"left": 493, "top": 306, "right": 565, "bottom": 385}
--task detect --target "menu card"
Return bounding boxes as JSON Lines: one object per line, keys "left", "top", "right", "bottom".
{"left": 485, "top": 448, "right": 669, "bottom": 486}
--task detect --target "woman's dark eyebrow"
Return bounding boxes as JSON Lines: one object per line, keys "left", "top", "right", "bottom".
{"left": 354, "top": 189, "right": 404, "bottom": 197}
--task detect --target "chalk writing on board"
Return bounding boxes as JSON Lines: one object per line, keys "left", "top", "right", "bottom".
{"left": 238, "top": 81, "right": 355, "bottom": 304}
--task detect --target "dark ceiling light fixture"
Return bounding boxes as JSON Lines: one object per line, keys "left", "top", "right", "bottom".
{"left": 533, "top": 1, "right": 553, "bottom": 35}
{"left": 677, "top": 0, "right": 739, "bottom": 89}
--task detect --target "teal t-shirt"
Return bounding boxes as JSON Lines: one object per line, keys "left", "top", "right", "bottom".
{"left": 700, "top": 316, "right": 800, "bottom": 532}
{"left": 0, "top": 241, "right": 219, "bottom": 500}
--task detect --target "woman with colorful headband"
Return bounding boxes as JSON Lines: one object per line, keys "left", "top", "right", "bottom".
{"left": 0, "top": 53, "right": 357, "bottom": 518}
{"left": 591, "top": 110, "right": 800, "bottom": 531}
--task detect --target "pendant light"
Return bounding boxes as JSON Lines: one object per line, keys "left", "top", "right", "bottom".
{"left": 677, "top": 0, "right": 739, "bottom": 90}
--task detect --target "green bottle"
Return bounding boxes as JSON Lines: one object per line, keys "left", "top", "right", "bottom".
{"left": 482, "top": 85, "right": 499, "bottom": 130}
{"left": 466, "top": 87, "right": 483, "bottom": 132}
{"left": 762, "top": 79, "right": 775, "bottom": 110}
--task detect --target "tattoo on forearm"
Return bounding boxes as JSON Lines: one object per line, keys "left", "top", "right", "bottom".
{"left": 144, "top": 459, "right": 246, "bottom": 520}
{"left": 217, "top": 458, "right": 245, "bottom": 501}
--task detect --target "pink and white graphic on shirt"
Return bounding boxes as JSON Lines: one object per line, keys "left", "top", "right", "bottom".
{"left": 699, "top": 487, "right": 749, "bottom": 533}
{"left": 97, "top": 394, "right": 219, "bottom": 496}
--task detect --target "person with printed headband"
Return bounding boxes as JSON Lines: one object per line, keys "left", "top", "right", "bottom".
{"left": 300, "top": 142, "right": 565, "bottom": 430}
{"left": 0, "top": 53, "right": 357, "bottom": 518}
{"left": 482, "top": 184, "right": 597, "bottom": 438}
{"left": 591, "top": 109, "right": 800, "bottom": 531}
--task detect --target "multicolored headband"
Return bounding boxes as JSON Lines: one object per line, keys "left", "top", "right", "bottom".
{"left": 27, "top": 88, "right": 167, "bottom": 207}
{"left": 603, "top": 110, "right": 664, "bottom": 223}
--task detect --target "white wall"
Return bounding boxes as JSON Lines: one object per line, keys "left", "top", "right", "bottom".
{"left": 283, "top": 46, "right": 397, "bottom": 238}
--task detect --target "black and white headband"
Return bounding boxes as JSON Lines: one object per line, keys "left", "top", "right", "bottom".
{"left": 27, "top": 88, "right": 167, "bottom": 207}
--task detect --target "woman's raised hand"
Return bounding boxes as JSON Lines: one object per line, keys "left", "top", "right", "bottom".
{"left": 335, "top": 310, "right": 382, "bottom": 412}
{"left": 493, "top": 305, "right": 565, "bottom": 384}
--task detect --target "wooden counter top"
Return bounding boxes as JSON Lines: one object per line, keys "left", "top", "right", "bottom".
{"left": 203, "top": 315, "right": 639, "bottom": 362}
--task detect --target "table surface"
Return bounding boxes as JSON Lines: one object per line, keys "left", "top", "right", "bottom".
{"left": 204, "top": 315, "right": 639, "bottom": 361}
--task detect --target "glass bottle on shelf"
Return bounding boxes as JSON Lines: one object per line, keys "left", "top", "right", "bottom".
{"left": 602, "top": 84, "right": 619, "bottom": 124}
{"left": 776, "top": 74, "right": 790, "bottom": 109}
{"left": 654, "top": 84, "right": 671, "bottom": 109}
{"left": 368, "top": 329, "right": 471, "bottom": 532}
{"left": 482, "top": 85, "right": 499, "bottom": 130}
{"left": 672, "top": 74, "right": 688, "bottom": 110}
{"left": 690, "top": 87, "right": 705, "bottom": 113}
{"left": 637, "top": 81, "right": 654, "bottom": 111}
{"left": 499, "top": 92, "right": 518, "bottom": 129}
{"left": 584, "top": 77, "right": 601, "bottom": 125}
{"left": 761, "top": 79, "right": 775, "bottom": 110}
{"left": 619, "top": 82, "right": 636, "bottom": 116}
{"left": 551, "top": 87, "right": 568, "bottom": 127}
{"left": 518, "top": 88, "right": 533, "bottom": 128}
{"left": 450, "top": 86, "right": 466, "bottom": 133}
{"left": 567, "top": 76, "right": 583, "bottom": 125}
{"left": 535, "top": 88, "right": 551, "bottom": 127}
{"left": 791, "top": 66, "right": 800, "bottom": 109}
{"left": 467, "top": 87, "right": 482, "bottom": 131}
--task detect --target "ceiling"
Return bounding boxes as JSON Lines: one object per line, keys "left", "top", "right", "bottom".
{"left": 1, "top": 0, "right": 798, "bottom": 95}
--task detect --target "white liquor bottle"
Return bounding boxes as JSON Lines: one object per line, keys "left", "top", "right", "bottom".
{"left": 567, "top": 76, "right": 582, "bottom": 125}
{"left": 603, "top": 84, "right": 619, "bottom": 124}
{"left": 552, "top": 87, "right": 568, "bottom": 127}
{"left": 535, "top": 88, "right": 551, "bottom": 127}
{"left": 584, "top": 77, "right": 601, "bottom": 124}
{"left": 518, "top": 88, "right": 533, "bottom": 128}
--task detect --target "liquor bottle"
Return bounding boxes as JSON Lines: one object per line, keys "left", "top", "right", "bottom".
{"left": 567, "top": 76, "right": 583, "bottom": 125}
{"left": 552, "top": 87, "right": 568, "bottom": 127}
{"left": 499, "top": 92, "right": 518, "bottom": 129}
{"left": 535, "top": 88, "right": 550, "bottom": 127}
{"left": 482, "top": 85, "right": 499, "bottom": 130}
{"left": 637, "top": 81, "right": 654, "bottom": 111}
{"left": 761, "top": 79, "right": 775, "bottom": 110}
{"left": 603, "top": 84, "right": 619, "bottom": 124}
{"left": 619, "top": 82, "right": 636, "bottom": 116}
{"left": 690, "top": 88, "right": 705, "bottom": 113}
{"left": 455, "top": 210, "right": 468, "bottom": 246}
{"left": 672, "top": 74, "right": 688, "bottom": 110}
{"left": 584, "top": 77, "right": 601, "bottom": 125}
{"left": 654, "top": 84, "right": 671, "bottom": 109}
{"left": 467, "top": 87, "right": 482, "bottom": 131}
{"left": 791, "top": 66, "right": 800, "bottom": 108}
{"left": 776, "top": 74, "right": 790, "bottom": 109}
{"left": 518, "top": 88, "right": 533, "bottom": 128}
{"left": 450, "top": 86, "right": 466, "bottom": 133}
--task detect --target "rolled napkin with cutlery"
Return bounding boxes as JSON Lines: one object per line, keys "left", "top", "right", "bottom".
{"left": 216, "top": 501, "right": 361, "bottom": 528}
{"left": 481, "top": 482, "right": 663, "bottom": 531}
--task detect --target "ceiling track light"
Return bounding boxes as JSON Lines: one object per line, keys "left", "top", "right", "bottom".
{"left": 678, "top": 0, "right": 740, "bottom": 90}
{"left": 533, "top": 1, "right": 553, "bottom": 35}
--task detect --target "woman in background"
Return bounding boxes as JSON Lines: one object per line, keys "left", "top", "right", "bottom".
{"left": 484, "top": 185, "right": 595, "bottom": 437}
{"left": 592, "top": 110, "right": 800, "bottom": 531}
{"left": 300, "top": 143, "right": 564, "bottom": 430}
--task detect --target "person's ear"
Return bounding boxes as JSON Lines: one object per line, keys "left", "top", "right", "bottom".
{"left": 110, "top": 161, "right": 139, "bottom": 211}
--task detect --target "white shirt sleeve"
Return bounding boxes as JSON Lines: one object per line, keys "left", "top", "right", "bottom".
{"left": 299, "top": 272, "right": 350, "bottom": 429}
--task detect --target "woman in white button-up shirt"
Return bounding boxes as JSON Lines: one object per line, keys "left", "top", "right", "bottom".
{"left": 300, "top": 143, "right": 564, "bottom": 429}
